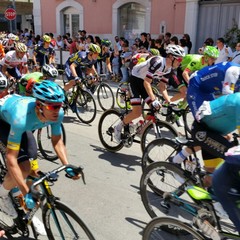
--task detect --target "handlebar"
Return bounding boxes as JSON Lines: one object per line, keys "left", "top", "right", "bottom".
{"left": 30, "top": 164, "right": 85, "bottom": 200}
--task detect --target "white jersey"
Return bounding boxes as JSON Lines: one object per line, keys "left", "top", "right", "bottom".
{"left": 0, "top": 50, "right": 28, "bottom": 69}
{"left": 131, "top": 56, "right": 171, "bottom": 80}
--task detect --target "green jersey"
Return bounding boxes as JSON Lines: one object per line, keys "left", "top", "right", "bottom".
{"left": 19, "top": 72, "right": 43, "bottom": 95}
{"left": 181, "top": 54, "right": 207, "bottom": 73}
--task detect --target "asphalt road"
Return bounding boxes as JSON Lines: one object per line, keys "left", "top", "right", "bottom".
{"left": 1, "top": 80, "right": 189, "bottom": 240}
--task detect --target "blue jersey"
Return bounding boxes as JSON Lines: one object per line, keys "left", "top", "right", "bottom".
{"left": 34, "top": 43, "right": 55, "bottom": 66}
{"left": 187, "top": 62, "right": 240, "bottom": 119}
{"left": 0, "top": 94, "right": 64, "bottom": 150}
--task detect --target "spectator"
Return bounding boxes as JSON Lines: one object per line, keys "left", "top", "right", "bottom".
{"left": 183, "top": 33, "right": 192, "bottom": 53}
{"left": 170, "top": 36, "right": 179, "bottom": 45}
{"left": 198, "top": 37, "right": 214, "bottom": 54}
{"left": 215, "top": 37, "right": 233, "bottom": 63}
{"left": 231, "top": 42, "right": 240, "bottom": 64}
{"left": 111, "top": 45, "right": 120, "bottom": 82}
{"left": 120, "top": 39, "right": 132, "bottom": 83}
{"left": 179, "top": 38, "right": 188, "bottom": 55}
{"left": 81, "top": 30, "right": 87, "bottom": 40}
{"left": 114, "top": 36, "right": 121, "bottom": 51}
{"left": 162, "top": 32, "right": 171, "bottom": 57}
{"left": 85, "top": 35, "right": 94, "bottom": 52}
{"left": 149, "top": 38, "right": 156, "bottom": 49}
{"left": 56, "top": 35, "right": 64, "bottom": 49}
{"left": 155, "top": 38, "right": 163, "bottom": 56}
{"left": 49, "top": 33, "right": 56, "bottom": 48}
{"left": 134, "top": 37, "right": 141, "bottom": 48}
{"left": 139, "top": 32, "right": 149, "bottom": 52}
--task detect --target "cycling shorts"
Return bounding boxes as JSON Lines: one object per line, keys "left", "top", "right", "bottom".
{"left": 129, "top": 75, "right": 151, "bottom": 106}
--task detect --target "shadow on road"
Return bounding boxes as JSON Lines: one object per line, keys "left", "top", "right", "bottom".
{"left": 90, "top": 144, "right": 141, "bottom": 171}
{"left": 63, "top": 116, "right": 93, "bottom": 127}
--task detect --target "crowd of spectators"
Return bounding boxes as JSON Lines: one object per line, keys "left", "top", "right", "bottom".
{"left": 1, "top": 28, "right": 240, "bottom": 82}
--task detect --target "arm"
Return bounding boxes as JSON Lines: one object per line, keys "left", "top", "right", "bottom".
{"left": 143, "top": 77, "right": 155, "bottom": 101}
{"left": 69, "top": 62, "right": 79, "bottom": 78}
{"left": 158, "top": 81, "right": 171, "bottom": 103}
{"left": 4, "top": 148, "right": 29, "bottom": 195}
{"left": 182, "top": 69, "right": 190, "bottom": 84}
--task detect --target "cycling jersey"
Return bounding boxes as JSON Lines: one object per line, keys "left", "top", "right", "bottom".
{"left": 1, "top": 39, "right": 15, "bottom": 52}
{"left": 34, "top": 43, "right": 55, "bottom": 66}
{"left": 187, "top": 62, "right": 240, "bottom": 119}
{"left": 65, "top": 51, "right": 97, "bottom": 80}
{"left": 131, "top": 56, "right": 170, "bottom": 80}
{"left": 0, "top": 50, "right": 28, "bottom": 69}
{"left": 181, "top": 54, "right": 207, "bottom": 72}
{"left": 0, "top": 94, "right": 63, "bottom": 151}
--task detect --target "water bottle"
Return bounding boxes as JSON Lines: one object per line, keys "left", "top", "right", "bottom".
{"left": 11, "top": 187, "right": 25, "bottom": 210}
{"left": 185, "top": 158, "right": 197, "bottom": 173}
{"left": 128, "top": 122, "right": 135, "bottom": 134}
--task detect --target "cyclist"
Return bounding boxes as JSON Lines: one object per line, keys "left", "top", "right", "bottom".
{"left": 32, "top": 35, "right": 55, "bottom": 71}
{"left": 158, "top": 46, "right": 219, "bottom": 104}
{"left": 63, "top": 43, "right": 101, "bottom": 95}
{"left": 0, "top": 42, "right": 29, "bottom": 80}
{"left": 1, "top": 33, "right": 18, "bottom": 53}
{"left": 0, "top": 80, "right": 80, "bottom": 220}
{"left": 170, "top": 62, "right": 240, "bottom": 174}
{"left": 113, "top": 45, "right": 185, "bottom": 143}
{"left": 19, "top": 64, "right": 58, "bottom": 95}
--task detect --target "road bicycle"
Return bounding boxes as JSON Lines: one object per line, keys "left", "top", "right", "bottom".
{"left": 0, "top": 159, "right": 96, "bottom": 239}
{"left": 98, "top": 89, "right": 178, "bottom": 153}
{"left": 141, "top": 103, "right": 196, "bottom": 171}
{"left": 63, "top": 80, "right": 97, "bottom": 124}
{"left": 140, "top": 161, "right": 240, "bottom": 239}
{"left": 37, "top": 122, "right": 66, "bottom": 161}
{"left": 82, "top": 74, "right": 115, "bottom": 111}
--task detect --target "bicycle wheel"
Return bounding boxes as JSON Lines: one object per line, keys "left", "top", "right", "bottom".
{"left": 115, "top": 83, "right": 131, "bottom": 110}
{"left": 75, "top": 90, "right": 97, "bottom": 124}
{"left": 142, "top": 216, "right": 205, "bottom": 240}
{"left": 140, "top": 120, "right": 178, "bottom": 152}
{"left": 140, "top": 161, "right": 194, "bottom": 218}
{"left": 97, "top": 83, "right": 115, "bottom": 111}
{"left": 98, "top": 109, "right": 124, "bottom": 152}
{"left": 142, "top": 138, "right": 181, "bottom": 171}
{"left": 182, "top": 105, "right": 194, "bottom": 134}
{"left": 42, "top": 200, "right": 95, "bottom": 240}
{"left": 37, "top": 123, "right": 66, "bottom": 161}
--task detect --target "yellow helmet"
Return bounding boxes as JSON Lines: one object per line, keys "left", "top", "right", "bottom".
{"left": 15, "top": 42, "right": 27, "bottom": 53}
{"left": 42, "top": 35, "right": 51, "bottom": 43}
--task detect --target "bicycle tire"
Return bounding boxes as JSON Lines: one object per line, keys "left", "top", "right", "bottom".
{"left": 142, "top": 216, "right": 205, "bottom": 240}
{"left": 97, "top": 83, "right": 115, "bottom": 111}
{"left": 141, "top": 137, "right": 181, "bottom": 171}
{"left": 75, "top": 90, "right": 97, "bottom": 124}
{"left": 140, "top": 161, "right": 194, "bottom": 218}
{"left": 42, "top": 200, "right": 95, "bottom": 240}
{"left": 115, "top": 83, "right": 131, "bottom": 110}
{"left": 182, "top": 105, "right": 194, "bottom": 134}
{"left": 37, "top": 123, "right": 66, "bottom": 161}
{"left": 140, "top": 120, "right": 178, "bottom": 152}
{"left": 98, "top": 109, "right": 124, "bottom": 152}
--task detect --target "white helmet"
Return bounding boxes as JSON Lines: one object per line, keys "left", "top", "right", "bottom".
{"left": 0, "top": 73, "right": 8, "bottom": 91}
{"left": 42, "top": 64, "right": 58, "bottom": 79}
{"left": 166, "top": 44, "right": 185, "bottom": 57}
{"left": 7, "top": 33, "right": 18, "bottom": 41}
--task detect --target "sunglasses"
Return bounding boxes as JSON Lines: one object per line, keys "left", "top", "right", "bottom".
{"left": 174, "top": 57, "right": 183, "bottom": 63}
{"left": 41, "top": 102, "right": 63, "bottom": 111}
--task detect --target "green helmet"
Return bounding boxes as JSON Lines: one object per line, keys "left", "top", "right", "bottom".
{"left": 101, "top": 39, "right": 111, "bottom": 47}
{"left": 89, "top": 43, "right": 101, "bottom": 54}
{"left": 149, "top": 48, "right": 160, "bottom": 56}
{"left": 203, "top": 46, "right": 219, "bottom": 58}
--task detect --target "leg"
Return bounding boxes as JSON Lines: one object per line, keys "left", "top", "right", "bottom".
{"left": 212, "top": 163, "right": 240, "bottom": 233}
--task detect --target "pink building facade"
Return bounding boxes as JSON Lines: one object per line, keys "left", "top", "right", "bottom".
{"left": 33, "top": 0, "right": 196, "bottom": 43}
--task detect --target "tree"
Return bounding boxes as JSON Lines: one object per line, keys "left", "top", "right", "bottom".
{"left": 224, "top": 19, "right": 240, "bottom": 49}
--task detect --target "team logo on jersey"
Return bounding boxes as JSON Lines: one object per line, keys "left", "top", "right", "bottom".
{"left": 195, "top": 131, "right": 206, "bottom": 142}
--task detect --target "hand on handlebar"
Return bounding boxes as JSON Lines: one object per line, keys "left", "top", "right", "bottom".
{"left": 151, "top": 99, "right": 161, "bottom": 110}
{"left": 65, "top": 167, "right": 81, "bottom": 180}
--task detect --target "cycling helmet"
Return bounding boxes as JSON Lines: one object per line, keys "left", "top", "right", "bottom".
{"left": 42, "top": 35, "right": 51, "bottom": 43}
{"left": 149, "top": 48, "right": 160, "bottom": 56}
{"left": 166, "top": 44, "right": 185, "bottom": 57}
{"left": 0, "top": 73, "right": 8, "bottom": 90}
{"left": 88, "top": 43, "right": 101, "bottom": 54}
{"left": 8, "top": 33, "right": 18, "bottom": 41}
{"left": 32, "top": 80, "right": 65, "bottom": 103}
{"left": 15, "top": 42, "right": 27, "bottom": 52}
{"left": 203, "top": 46, "right": 219, "bottom": 58}
{"left": 42, "top": 64, "right": 58, "bottom": 79}
{"left": 101, "top": 39, "right": 111, "bottom": 47}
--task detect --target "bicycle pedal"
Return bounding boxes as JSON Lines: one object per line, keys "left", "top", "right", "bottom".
{"left": 160, "top": 200, "right": 170, "bottom": 212}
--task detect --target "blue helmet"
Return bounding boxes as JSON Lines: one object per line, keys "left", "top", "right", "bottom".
{"left": 32, "top": 80, "right": 65, "bottom": 103}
